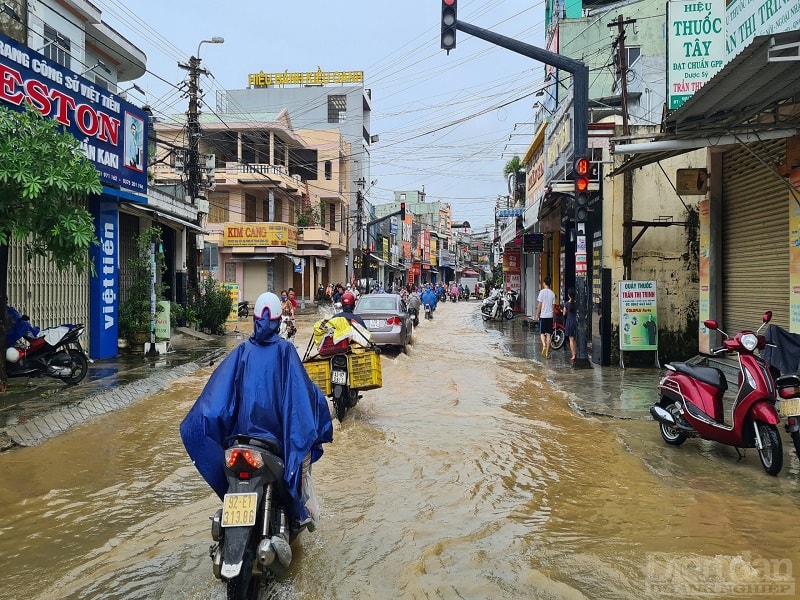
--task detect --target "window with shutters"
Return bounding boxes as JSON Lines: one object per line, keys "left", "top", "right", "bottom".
{"left": 327, "top": 95, "right": 347, "bottom": 123}
{"left": 43, "top": 25, "right": 70, "bottom": 70}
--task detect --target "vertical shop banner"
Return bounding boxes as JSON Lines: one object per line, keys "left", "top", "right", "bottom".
{"left": 89, "top": 199, "right": 119, "bottom": 359}
{"left": 619, "top": 280, "right": 658, "bottom": 351}
{"left": 221, "top": 282, "right": 240, "bottom": 321}
{"left": 698, "top": 198, "right": 711, "bottom": 352}
{"left": 667, "top": 0, "right": 725, "bottom": 110}
{"left": 790, "top": 188, "right": 800, "bottom": 332}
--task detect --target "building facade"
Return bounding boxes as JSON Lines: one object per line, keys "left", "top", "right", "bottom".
{"left": 217, "top": 70, "right": 373, "bottom": 283}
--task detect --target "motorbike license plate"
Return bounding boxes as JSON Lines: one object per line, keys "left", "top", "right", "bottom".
{"left": 780, "top": 398, "right": 800, "bottom": 417}
{"left": 221, "top": 492, "right": 258, "bottom": 527}
{"left": 331, "top": 369, "right": 347, "bottom": 384}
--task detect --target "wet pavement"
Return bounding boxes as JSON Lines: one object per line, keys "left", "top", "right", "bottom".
{"left": 0, "top": 327, "right": 229, "bottom": 450}
{"left": 2, "top": 301, "right": 799, "bottom": 600}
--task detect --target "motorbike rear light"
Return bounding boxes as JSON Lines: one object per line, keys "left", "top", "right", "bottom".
{"left": 779, "top": 386, "right": 800, "bottom": 399}
{"left": 225, "top": 448, "right": 264, "bottom": 470}
{"left": 789, "top": 417, "right": 797, "bottom": 427}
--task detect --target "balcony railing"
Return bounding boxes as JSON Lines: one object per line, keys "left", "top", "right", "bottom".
{"left": 298, "top": 226, "right": 330, "bottom": 244}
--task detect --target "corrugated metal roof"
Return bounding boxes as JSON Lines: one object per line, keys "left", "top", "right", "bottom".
{"left": 612, "top": 31, "right": 800, "bottom": 175}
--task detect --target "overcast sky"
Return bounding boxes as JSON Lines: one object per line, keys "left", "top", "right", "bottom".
{"left": 97, "top": 0, "right": 547, "bottom": 231}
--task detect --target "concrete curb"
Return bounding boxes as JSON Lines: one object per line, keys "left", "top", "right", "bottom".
{"left": 0, "top": 347, "right": 228, "bottom": 451}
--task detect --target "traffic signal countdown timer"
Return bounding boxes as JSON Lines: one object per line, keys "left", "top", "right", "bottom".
{"left": 441, "top": 0, "right": 457, "bottom": 52}
{"left": 574, "top": 157, "right": 590, "bottom": 224}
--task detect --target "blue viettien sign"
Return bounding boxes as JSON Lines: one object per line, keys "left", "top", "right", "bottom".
{"left": 497, "top": 208, "right": 524, "bottom": 218}
{"left": 0, "top": 33, "right": 148, "bottom": 196}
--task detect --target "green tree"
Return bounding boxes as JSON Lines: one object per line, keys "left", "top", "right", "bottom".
{"left": 503, "top": 155, "right": 522, "bottom": 178}
{"left": 503, "top": 155, "right": 526, "bottom": 204}
{"left": 0, "top": 105, "right": 102, "bottom": 390}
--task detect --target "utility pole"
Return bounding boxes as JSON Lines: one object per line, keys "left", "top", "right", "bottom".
{"left": 609, "top": 16, "right": 636, "bottom": 280}
{"left": 450, "top": 19, "right": 591, "bottom": 367}
{"left": 179, "top": 38, "right": 223, "bottom": 300}
{"left": 356, "top": 178, "right": 365, "bottom": 289}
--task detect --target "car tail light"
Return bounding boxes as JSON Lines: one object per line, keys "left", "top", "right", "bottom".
{"left": 386, "top": 316, "right": 402, "bottom": 326}
{"left": 225, "top": 447, "right": 264, "bottom": 471}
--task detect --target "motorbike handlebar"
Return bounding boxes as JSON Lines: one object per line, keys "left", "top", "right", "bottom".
{"left": 711, "top": 346, "right": 727, "bottom": 354}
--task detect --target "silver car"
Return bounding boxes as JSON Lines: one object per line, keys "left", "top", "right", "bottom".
{"left": 354, "top": 293, "right": 413, "bottom": 352}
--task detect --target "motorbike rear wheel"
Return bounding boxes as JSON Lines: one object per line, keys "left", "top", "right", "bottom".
{"left": 756, "top": 422, "right": 782, "bottom": 476}
{"left": 657, "top": 400, "right": 687, "bottom": 446}
{"left": 61, "top": 349, "right": 88, "bottom": 385}
{"left": 333, "top": 391, "right": 348, "bottom": 422}
{"left": 503, "top": 307, "right": 514, "bottom": 320}
{"left": 791, "top": 431, "right": 800, "bottom": 464}
{"left": 226, "top": 544, "right": 261, "bottom": 600}
{"left": 550, "top": 328, "right": 565, "bottom": 350}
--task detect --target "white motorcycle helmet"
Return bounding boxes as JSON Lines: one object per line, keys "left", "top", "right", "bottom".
{"left": 6, "top": 347, "right": 22, "bottom": 363}
{"left": 253, "top": 292, "right": 282, "bottom": 321}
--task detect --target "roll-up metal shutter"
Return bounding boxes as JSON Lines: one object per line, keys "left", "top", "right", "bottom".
{"left": 722, "top": 139, "right": 788, "bottom": 333}
{"left": 118, "top": 212, "right": 140, "bottom": 306}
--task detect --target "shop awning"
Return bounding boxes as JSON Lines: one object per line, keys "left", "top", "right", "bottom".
{"left": 611, "top": 31, "right": 800, "bottom": 175}
{"left": 123, "top": 202, "right": 208, "bottom": 233}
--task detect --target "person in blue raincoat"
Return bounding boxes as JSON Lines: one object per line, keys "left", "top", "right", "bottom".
{"left": 421, "top": 284, "right": 438, "bottom": 314}
{"left": 180, "top": 291, "right": 333, "bottom": 524}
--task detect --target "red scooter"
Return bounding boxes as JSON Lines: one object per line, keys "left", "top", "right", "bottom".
{"left": 650, "top": 311, "right": 783, "bottom": 475}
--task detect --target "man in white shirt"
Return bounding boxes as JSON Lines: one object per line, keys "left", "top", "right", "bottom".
{"left": 535, "top": 275, "right": 557, "bottom": 358}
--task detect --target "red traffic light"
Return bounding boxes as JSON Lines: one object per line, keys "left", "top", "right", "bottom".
{"left": 576, "top": 176, "right": 589, "bottom": 193}
{"left": 441, "top": 0, "right": 457, "bottom": 51}
{"left": 400, "top": 202, "right": 406, "bottom": 220}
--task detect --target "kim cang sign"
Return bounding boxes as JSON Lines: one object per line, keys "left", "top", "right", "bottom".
{"left": 0, "top": 33, "right": 148, "bottom": 195}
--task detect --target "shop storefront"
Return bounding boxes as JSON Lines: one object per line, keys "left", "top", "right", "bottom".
{"left": 0, "top": 32, "right": 149, "bottom": 359}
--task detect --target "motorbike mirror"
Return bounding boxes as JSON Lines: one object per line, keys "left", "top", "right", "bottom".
{"left": 704, "top": 319, "right": 718, "bottom": 331}
{"left": 763, "top": 310, "right": 772, "bottom": 323}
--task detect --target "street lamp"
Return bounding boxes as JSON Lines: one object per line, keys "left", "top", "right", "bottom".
{"left": 197, "top": 36, "right": 224, "bottom": 59}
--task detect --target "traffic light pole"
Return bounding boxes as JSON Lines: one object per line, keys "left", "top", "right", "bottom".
{"left": 453, "top": 20, "right": 591, "bottom": 367}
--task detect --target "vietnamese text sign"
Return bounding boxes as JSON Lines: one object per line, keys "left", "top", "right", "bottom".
{"left": 0, "top": 33, "right": 148, "bottom": 195}
{"left": 223, "top": 222, "right": 298, "bottom": 249}
{"left": 619, "top": 280, "right": 658, "bottom": 351}
{"left": 667, "top": 0, "right": 725, "bottom": 110}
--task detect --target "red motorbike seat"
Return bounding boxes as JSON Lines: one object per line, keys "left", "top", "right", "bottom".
{"left": 27, "top": 337, "right": 46, "bottom": 353}
{"left": 671, "top": 362, "right": 728, "bottom": 390}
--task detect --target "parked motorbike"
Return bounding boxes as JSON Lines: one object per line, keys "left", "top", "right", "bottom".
{"left": 776, "top": 374, "right": 800, "bottom": 463}
{"left": 5, "top": 311, "right": 90, "bottom": 385}
{"left": 481, "top": 290, "right": 515, "bottom": 321}
{"left": 209, "top": 434, "right": 314, "bottom": 599}
{"left": 550, "top": 304, "right": 567, "bottom": 350}
{"left": 237, "top": 301, "right": 249, "bottom": 319}
{"left": 302, "top": 317, "right": 382, "bottom": 422}
{"left": 650, "top": 311, "right": 783, "bottom": 475}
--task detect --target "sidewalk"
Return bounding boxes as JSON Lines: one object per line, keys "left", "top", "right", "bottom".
{"left": 0, "top": 328, "right": 230, "bottom": 451}
{"left": 0, "top": 307, "right": 328, "bottom": 451}
{"left": 499, "top": 313, "right": 664, "bottom": 421}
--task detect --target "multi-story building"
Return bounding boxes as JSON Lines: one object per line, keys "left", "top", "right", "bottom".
{"left": 517, "top": 0, "right": 800, "bottom": 366}
{"left": 0, "top": 0, "right": 185, "bottom": 359}
{"left": 215, "top": 69, "right": 373, "bottom": 283}
{"left": 153, "top": 111, "right": 350, "bottom": 305}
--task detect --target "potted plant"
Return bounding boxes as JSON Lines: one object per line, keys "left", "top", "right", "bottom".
{"left": 119, "top": 226, "right": 167, "bottom": 345}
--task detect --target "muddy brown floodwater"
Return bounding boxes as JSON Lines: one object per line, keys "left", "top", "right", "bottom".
{"left": 0, "top": 301, "right": 798, "bottom": 599}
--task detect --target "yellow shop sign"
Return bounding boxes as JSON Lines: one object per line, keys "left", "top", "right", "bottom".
{"left": 248, "top": 68, "right": 364, "bottom": 88}
{"left": 223, "top": 223, "right": 298, "bottom": 249}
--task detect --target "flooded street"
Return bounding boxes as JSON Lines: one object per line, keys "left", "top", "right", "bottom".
{"left": 0, "top": 300, "right": 798, "bottom": 599}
